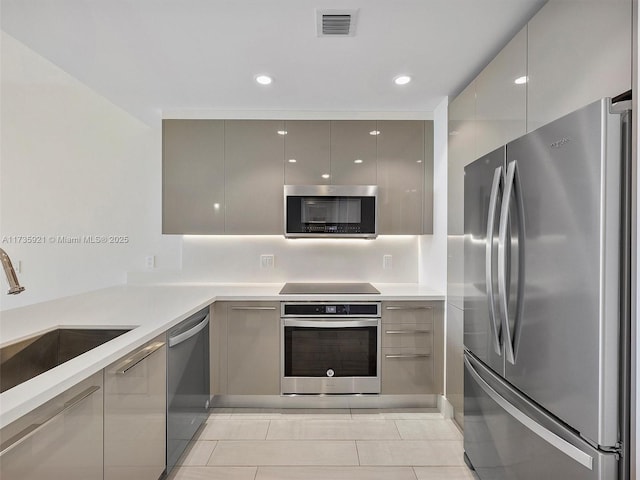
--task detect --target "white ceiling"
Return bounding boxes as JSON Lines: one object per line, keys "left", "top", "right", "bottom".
{"left": 1, "top": 0, "right": 546, "bottom": 124}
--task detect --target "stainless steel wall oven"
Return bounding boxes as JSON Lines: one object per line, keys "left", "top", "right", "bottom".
{"left": 281, "top": 302, "right": 381, "bottom": 394}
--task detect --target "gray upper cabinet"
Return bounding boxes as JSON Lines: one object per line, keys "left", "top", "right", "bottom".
{"left": 475, "top": 26, "right": 527, "bottom": 158}
{"left": 162, "top": 119, "right": 432, "bottom": 234}
{"left": 527, "top": 0, "right": 631, "bottom": 131}
{"left": 162, "top": 120, "right": 225, "bottom": 234}
{"left": 330, "top": 120, "right": 377, "bottom": 185}
{"left": 224, "top": 120, "right": 285, "bottom": 234}
{"left": 284, "top": 120, "right": 331, "bottom": 185}
{"left": 377, "top": 120, "right": 425, "bottom": 234}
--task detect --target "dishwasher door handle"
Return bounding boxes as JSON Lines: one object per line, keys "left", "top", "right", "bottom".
{"left": 169, "top": 314, "right": 209, "bottom": 348}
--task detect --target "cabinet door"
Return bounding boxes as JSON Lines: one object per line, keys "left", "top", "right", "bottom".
{"left": 0, "top": 372, "right": 103, "bottom": 480}
{"left": 226, "top": 303, "right": 280, "bottom": 395}
{"left": 284, "top": 120, "right": 331, "bottom": 185}
{"left": 377, "top": 120, "right": 425, "bottom": 234}
{"left": 527, "top": 0, "right": 631, "bottom": 131}
{"left": 446, "top": 304, "right": 464, "bottom": 429}
{"left": 475, "top": 26, "right": 527, "bottom": 158}
{"left": 448, "top": 81, "right": 476, "bottom": 310}
{"left": 163, "top": 120, "right": 225, "bottom": 234}
{"left": 423, "top": 121, "right": 434, "bottom": 234}
{"left": 104, "top": 336, "right": 167, "bottom": 480}
{"left": 330, "top": 120, "right": 377, "bottom": 185}
{"left": 381, "top": 302, "right": 444, "bottom": 395}
{"left": 225, "top": 120, "right": 285, "bottom": 234}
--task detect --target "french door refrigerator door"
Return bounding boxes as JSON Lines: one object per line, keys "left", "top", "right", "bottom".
{"left": 501, "top": 99, "right": 622, "bottom": 447}
{"left": 464, "top": 352, "right": 618, "bottom": 480}
{"left": 463, "top": 146, "right": 506, "bottom": 374}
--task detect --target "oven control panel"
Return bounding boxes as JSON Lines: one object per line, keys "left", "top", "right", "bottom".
{"left": 281, "top": 303, "right": 381, "bottom": 317}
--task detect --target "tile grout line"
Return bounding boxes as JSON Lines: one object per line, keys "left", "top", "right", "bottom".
{"left": 393, "top": 418, "right": 403, "bottom": 440}
{"left": 264, "top": 419, "right": 272, "bottom": 440}
{"left": 354, "top": 439, "right": 362, "bottom": 466}
{"left": 411, "top": 466, "right": 420, "bottom": 480}
{"left": 205, "top": 439, "right": 219, "bottom": 466}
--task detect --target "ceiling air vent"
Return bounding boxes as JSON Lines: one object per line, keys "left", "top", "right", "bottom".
{"left": 316, "top": 9, "right": 359, "bottom": 37}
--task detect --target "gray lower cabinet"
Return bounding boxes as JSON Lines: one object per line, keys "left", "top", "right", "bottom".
{"left": 104, "top": 335, "right": 167, "bottom": 480}
{"left": 380, "top": 301, "right": 444, "bottom": 395}
{"left": 0, "top": 371, "right": 104, "bottom": 480}
{"left": 446, "top": 303, "right": 464, "bottom": 429}
{"left": 213, "top": 302, "right": 280, "bottom": 395}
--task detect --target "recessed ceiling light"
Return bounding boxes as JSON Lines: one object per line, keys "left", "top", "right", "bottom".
{"left": 394, "top": 75, "right": 411, "bottom": 86}
{"left": 354, "top": 159, "right": 363, "bottom": 164}
{"left": 255, "top": 74, "right": 273, "bottom": 85}
{"left": 277, "top": 130, "right": 288, "bottom": 135}
{"left": 369, "top": 130, "right": 381, "bottom": 136}
{"left": 321, "top": 174, "right": 330, "bottom": 179}
{"left": 514, "top": 76, "right": 528, "bottom": 85}
{"left": 417, "top": 160, "right": 423, "bottom": 163}
{"left": 288, "top": 159, "right": 297, "bottom": 163}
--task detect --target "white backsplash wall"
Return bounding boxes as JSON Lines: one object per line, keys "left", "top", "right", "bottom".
{"left": 174, "top": 235, "right": 419, "bottom": 283}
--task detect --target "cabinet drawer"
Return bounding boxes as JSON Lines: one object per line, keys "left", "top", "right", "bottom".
{"left": 381, "top": 348, "right": 434, "bottom": 394}
{"left": 0, "top": 372, "right": 103, "bottom": 480}
{"left": 382, "top": 302, "right": 434, "bottom": 324}
{"left": 382, "top": 325, "right": 432, "bottom": 351}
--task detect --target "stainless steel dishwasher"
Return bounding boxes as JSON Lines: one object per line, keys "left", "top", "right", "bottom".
{"left": 166, "top": 307, "right": 210, "bottom": 475}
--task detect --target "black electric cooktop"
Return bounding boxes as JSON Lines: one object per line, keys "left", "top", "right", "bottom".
{"left": 279, "top": 282, "right": 380, "bottom": 295}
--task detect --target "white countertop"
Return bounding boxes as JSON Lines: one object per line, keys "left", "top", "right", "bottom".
{"left": 0, "top": 282, "right": 444, "bottom": 429}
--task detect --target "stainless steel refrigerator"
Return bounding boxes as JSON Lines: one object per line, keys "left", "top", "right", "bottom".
{"left": 463, "top": 97, "right": 632, "bottom": 480}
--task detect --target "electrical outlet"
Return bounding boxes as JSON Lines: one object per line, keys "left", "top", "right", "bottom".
{"left": 145, "top": 255, "right": 155, "bottom": 269}
{"left": 260, "top": 254, "right": 275, "bottom": 269}
{"left": 383, "top": 255, "right": 393, "bottom": 270}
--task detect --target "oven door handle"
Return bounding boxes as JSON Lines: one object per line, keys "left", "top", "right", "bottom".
{"left": 282, "top": 319, "right": 379, "bottom": 328}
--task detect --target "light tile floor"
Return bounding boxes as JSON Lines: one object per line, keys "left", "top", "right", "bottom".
{"left": 167, "top": 408, "right": 476, "bottom": 480}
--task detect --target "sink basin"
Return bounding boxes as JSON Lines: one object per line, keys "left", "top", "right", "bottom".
{"left": 0, "top": 328, "right": 130, "bottom": 393}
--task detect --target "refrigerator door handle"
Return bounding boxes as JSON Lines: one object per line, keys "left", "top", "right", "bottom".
{"left": 485, "top": 166, "right": 503, "bottom": 355}
{"left": 464, "top": 355, "right": 594, "bottom": 470}
{"left": 498, "top": 160, "right": 526, "bottom": 365}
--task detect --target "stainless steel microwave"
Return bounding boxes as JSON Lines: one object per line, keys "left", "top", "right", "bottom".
{"left": 284, "top": 185, "right": 378, "bottom": 238}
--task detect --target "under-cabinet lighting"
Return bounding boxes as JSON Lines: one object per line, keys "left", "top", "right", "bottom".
{"left": 514, "top": 76, "right": 528, "bottom": 85}
{"left": 288, "top": 159, "right": 297, "bottom": 163}
{"left": 277, "top": 130, "right": 288, "bottom": 135}
{"left": 321, "top": 174, "right": 330, "bottom": 179}
{"left": 369, "top": 130, "right": 381, "bottom": 136}
{"left": 354, "top": 159, "right": 363, "bottom": 164}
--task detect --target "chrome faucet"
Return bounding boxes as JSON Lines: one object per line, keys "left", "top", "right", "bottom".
{"left": 0, "top": 248, "right": 25, "bottom": 294}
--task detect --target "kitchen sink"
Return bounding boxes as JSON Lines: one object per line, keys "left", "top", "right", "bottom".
{"left": 0, "top": 328, "right": 130, "bottom": 393}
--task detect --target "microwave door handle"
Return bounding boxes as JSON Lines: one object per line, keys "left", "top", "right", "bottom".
{"left": 486, "top": 166, "right": 503, "bottom": 356}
